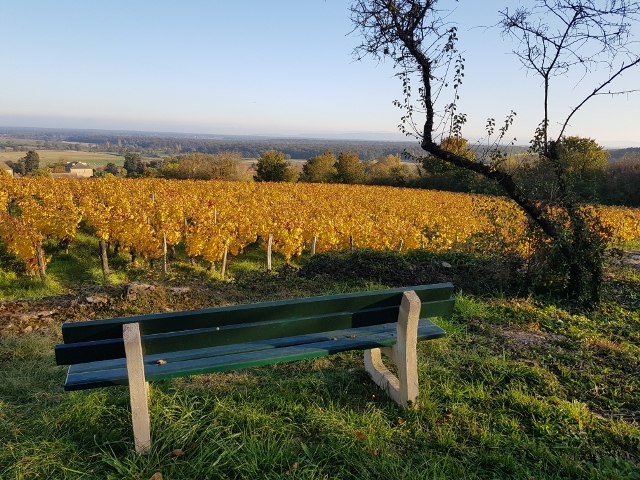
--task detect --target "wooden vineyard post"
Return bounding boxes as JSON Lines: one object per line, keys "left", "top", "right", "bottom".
{"left": 350, "top": 235, "right": 354, "bottom": 251}
{"left": 184, "top": 217, "right": 196, "bottom": 266}
{"left": 99, "top": 239, "right": 110, "bottom": 278}
{"left": 267, "top": 234, "right": 273, "bottom": 272}
{"left": 310, "top": 236, "right": 317, "bottom": 256}
{"left": 398, "top": 239, "right": 404, "bottom": 252}
{"left": 35, "top": 240, "right": 47, "bottom": 282}
{"left": 162, "top": 232, "right": 168, "bottom": 275}
{"left": 221, "top": 240, "right": 229, "bottom": 279}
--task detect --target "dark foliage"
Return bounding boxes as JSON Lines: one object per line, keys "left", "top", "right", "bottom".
{"left": 299, "top": 249, "right": 528, "bottom": 297}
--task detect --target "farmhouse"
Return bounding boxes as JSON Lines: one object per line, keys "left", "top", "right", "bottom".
{"left": 64, "top": 162, "right": 93, "bottom": 178}
{"left": 0, "top": 161, "right": 13, "bottom": 176}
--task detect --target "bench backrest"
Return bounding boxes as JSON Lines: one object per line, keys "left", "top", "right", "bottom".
{"left": 55, "top": 283, "right": 454, "bottom": 366}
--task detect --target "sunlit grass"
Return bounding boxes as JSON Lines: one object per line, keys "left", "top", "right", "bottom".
{"left": 2, "top": 291, "right": 639, "bottom": 479}
{"left": 0, "top": 244, "right": 639, "bottom": 478}
{"left": 0, "top": 270, "right": 65, "bottom": 300}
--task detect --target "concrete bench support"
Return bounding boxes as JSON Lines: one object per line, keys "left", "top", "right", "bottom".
{"left": 364, "top": 290, "right": 421, "bottom": 407}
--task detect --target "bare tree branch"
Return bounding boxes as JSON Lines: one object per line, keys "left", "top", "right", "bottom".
{"left": 351, "top": 0, "right": 640, "bottom": 305}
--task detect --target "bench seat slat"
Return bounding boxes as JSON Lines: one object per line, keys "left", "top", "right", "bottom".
{"left": 56, "top": 297, "right": 454, "bottom": 365}
{"left": 68, "top": 321, "right": 409, "bottom": 374}
{"left": 61, "top": 283, "right": 454, "bottom": 343}
{"left": 64, "top": 318, "right": 446, "bottom": 391}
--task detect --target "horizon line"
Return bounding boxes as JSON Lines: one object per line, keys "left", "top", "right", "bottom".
{"left": 1, "top": 124, "right": 639, "bottom": 150}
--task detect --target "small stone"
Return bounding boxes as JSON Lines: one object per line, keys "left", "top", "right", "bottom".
{"left": 86, "top": 295, "right": 108, "bottom": 304}
{"left": 441, "top": 261, "right": 452, "bottom": 268}
{"left": 124, "top": 283, "right": 156, "bottom": 300}
{"left": 23, "top": 326, "right": 33, "bottom": 334}
{"left": 169, "top": 287, "right": 191, "bottom": 295}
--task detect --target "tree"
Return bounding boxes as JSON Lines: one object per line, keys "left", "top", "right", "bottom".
{"left": 23, "top": 150, "right": 40, "bottom": 174}
{"left": 123, "top": 152, "right": 144, "bottom": 177}
{"left": 163, "top": 152, "right": 243, "bottom": 180}
{"left": 254, "top": 150, "right": 297, "bottom": 182}
{"left": 49, "top": 158, "right": 67, "bottom": 173}
{"left": 300, "top": 150, "right": 337, "bottom": 183}
{"left": 6, "top": 159, "right": 25, "bottom": 175}
{"left": 335, "top": 151, "right": 365, "bottom": 184}
{"left": 208, "top": 151, "right": 243, "bottom": 180}
{"left": 351, "top": 0, "right": 640, "bottom": 305}
{"left": 421, "top": 137, "right": 478, "bottom": 191}
{"left": 602, "top": 152, "right": 640, "bottom": 206}
{"left": 367, "top": 153, "right": 416, "bottom": 186}
{"left": 525, "top": 136, "right": 609, "bottom": 203}
{"left": 104, "top": 162, "right": 120, "bottom": 175}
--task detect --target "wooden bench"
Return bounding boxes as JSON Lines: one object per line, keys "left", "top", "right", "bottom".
{"left": 55, "top": 283, "right": 454, "bottom": 454}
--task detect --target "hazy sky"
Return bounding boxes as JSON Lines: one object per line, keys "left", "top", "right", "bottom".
{"left": 2, "top": 1, "right": 639, "bottom": 147}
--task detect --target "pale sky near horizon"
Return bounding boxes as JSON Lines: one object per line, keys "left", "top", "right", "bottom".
{"left": 1, "top": 1, "right": 639, "bottom": 147}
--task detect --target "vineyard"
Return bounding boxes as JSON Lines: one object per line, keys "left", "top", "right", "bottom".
{"left": 2, "top": 174, "right": 640, "bottom": 479}
{"left": 1, "top": 173, "right": 639, "bottom": 279}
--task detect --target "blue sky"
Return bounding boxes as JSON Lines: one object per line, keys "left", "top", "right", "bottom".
{"left": 1, "top": 0, "right": 639, "bottom": 147}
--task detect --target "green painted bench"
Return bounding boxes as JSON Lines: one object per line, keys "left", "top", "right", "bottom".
{"left": 55, "top": 283, "right": 454, "bottom": 453}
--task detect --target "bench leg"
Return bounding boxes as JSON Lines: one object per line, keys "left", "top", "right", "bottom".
{"left": 364, "top": 290, "right": 420, "bottom": 407}
{"left": 123, "top": 323, "right": 151, "bottom": 454}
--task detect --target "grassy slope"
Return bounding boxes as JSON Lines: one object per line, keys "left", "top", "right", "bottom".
{"left": 0, "top": 240, "right": 639, "bottom": 479}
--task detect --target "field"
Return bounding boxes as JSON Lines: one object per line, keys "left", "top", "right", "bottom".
{"left": 1, "top": 178, "right": 639, "bottom": 479}
{"left": 0, "top": 149, "right": 125, "bottom": 167}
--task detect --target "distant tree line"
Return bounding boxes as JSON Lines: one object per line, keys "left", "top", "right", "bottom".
{"left": 2, "top": 127, "right": 638, "bottom": 206}
{"left": 0, "top": 127, "right": 427, "bottom": 160}
{"left": 91, "top": 137, "right": 426, "bottom": 161}
{"left": 248, "top": 137, "right": 640, "bottom": 207}
{"left": 103, "top": 151, "right": 248, "bottom": 181}
{"left": 90, "top": 138, "right": 640, "bottom": 207}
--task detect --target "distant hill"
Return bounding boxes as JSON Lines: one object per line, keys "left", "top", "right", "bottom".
{"left": 10, "top": 126, "right": 634, "bottom": 162}
{"left": 0, "top": 126, "right": 537, "bottom": 161}
{"left": 0, "top": 126, "right": 427, "bottom": 161}
{"left": 608, "top": 147, "right": 640, "bottom": 161}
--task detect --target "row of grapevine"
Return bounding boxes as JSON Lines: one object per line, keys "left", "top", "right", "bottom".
{"left": 1, "top": 173, "right": 639, "bottom": 278}
{"left": 0, "top": 176, "right": 82, "bottom": 279}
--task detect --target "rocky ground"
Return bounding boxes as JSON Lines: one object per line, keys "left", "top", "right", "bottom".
{"left": 0, "top": 283, "right": 196, "bottom": 336}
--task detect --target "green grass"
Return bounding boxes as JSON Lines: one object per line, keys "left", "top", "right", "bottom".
{"left": 0, "top": 149, "right": 125, "bottom": 167}
{"left": 0, "top": 270, "right": 65, "bottom": 300}
{"left": 0, "top": 246, "right": 639, "bottom": 478}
